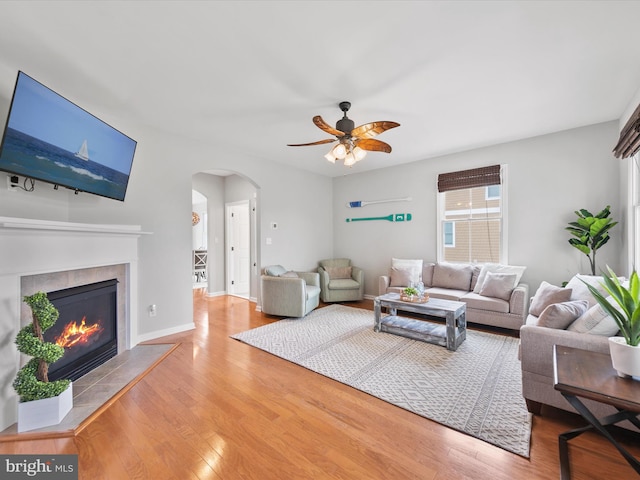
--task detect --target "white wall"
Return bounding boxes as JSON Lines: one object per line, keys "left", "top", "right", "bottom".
{"left": 0, "top": 115, "right": 334, "bottom": 343}
{"left": 193, "top": 173, "right": 226, "bottom": 295}
{"left": 333, "top": 121, "right": 622, "bottom": 296}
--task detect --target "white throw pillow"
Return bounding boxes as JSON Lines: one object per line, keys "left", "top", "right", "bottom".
{"left": 567, "top": 296, "right": 621, "bottom": 336}
{"left": 473, "top": 263, "right": 526, "bottom": 293}
{"left": 565, "top": 274, "right": 626, "bottom": 308}
{"left": 478, "top": 271, "right": 517, "bottom": 301}
{"left": 537, "top": 300, "right": 589, "bottom": 329}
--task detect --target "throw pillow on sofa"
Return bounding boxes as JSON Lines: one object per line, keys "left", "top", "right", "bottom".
{"left": 565, "top": 273, "right": 624, "bottom": 308}
{"left": 432, "top": 262, "right": 473, "bottom": 290}
{"left": 567, "top": 298, "right": 621, "bottom": 336}
{"left": 473, "top": 263, "right": 526, "bottom": 293}
{"left": 537, "top": 300, "right": 589, "bottom": 329}
{"left": 390, "top": 267, "right": 413, "bottom": 287}
{"left": 478, "top": 271, "right": 517, "bottom": 301}
{"left": 529, "top": 281, "right": 572, "bottom": 317}
{"left": 391, "top": 258, "right": 423, "bottom": 285}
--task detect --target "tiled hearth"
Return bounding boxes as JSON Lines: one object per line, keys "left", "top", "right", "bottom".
{"left": 0, "top": 343, "right": 175, "bottom": 437}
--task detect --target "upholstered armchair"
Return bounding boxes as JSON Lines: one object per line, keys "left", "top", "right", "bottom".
{"left": 318, "top": 258, "right": 364, "bottom": 302}
{"left": 260, "top": 265, "right": 321, "bottom": 317}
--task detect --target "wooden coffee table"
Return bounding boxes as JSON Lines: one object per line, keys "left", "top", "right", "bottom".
{"left": 373, "top": 293, "right": 466, "bottom": 351}
{"left": 553, "top": 345, "right": 640, "bottom": 479}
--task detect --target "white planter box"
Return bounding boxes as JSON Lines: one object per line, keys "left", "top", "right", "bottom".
{"left": 608, "top": 337, "right": 640, "bottom": 380}
{"left": 17, "top": 383, "right": 73, "bottom": 433}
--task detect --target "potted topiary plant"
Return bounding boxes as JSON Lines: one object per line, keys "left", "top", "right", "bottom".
{"left": 582, "top": 267, "right": 640, "bottom": 379}
{"left": 566, "top": 205, "right": 617, "bottom": 275}
{"left": 13, "top": 291, "right": 73, "bottom": 432}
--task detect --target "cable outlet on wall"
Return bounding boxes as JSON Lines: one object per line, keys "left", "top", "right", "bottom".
{"left": 7, "top": 175, "right": 18, "bottom": 191}
{"left": 149, "top": 304, "right": 157, "bottom": 317}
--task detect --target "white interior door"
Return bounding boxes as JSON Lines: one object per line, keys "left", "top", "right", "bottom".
{"left": 227, "top": 201, "right": 250, "bottom": 298}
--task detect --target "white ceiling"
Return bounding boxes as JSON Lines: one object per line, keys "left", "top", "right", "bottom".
{"left": 1, "top": 1, "right": 640, "bottom": 178}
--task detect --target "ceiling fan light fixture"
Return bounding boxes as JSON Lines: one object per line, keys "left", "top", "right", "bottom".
{"left": 344, "top": 152, "right": 357, "bottom": 167}
{"left": 333, "top": 143, "right": 347, "bottom": 159}
{"left": 288, "top": 101, "right": 400, "bottom": 168}
{"left": 353, "top": 146, "right": 367, "bottom": 162}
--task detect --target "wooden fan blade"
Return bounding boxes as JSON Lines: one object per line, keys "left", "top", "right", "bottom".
{"left": 355, "top": 138, "right": 393, "bottom": 153}
{"left": 313, "top": 116, "right": 346, "bottom": 136}
{"left": 287, "top": 138, "right": 337, "bottom": 147}
{"left": 351, "top": 121, "right": 400, "bottom": 139}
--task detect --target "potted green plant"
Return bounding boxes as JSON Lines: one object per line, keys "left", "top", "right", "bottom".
{"left": 566, "top": 205, "right": 617, "bottom": 275}
{"left": 403, "top": 286, "right": 419, "bottom": 297}
{"left": 582, "top": 267, "right": 640, "bottom": 379}
{"left": 13, "top": 292, "right": 72, "bottom": 432}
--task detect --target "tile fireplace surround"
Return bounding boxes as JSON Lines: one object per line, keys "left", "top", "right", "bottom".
{"left": 0, "top": 216, "right": 147, "bottom": 432}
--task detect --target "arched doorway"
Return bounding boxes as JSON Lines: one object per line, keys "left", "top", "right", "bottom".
{"left": 192, "top": 170, "right": 260, "bottom": 303}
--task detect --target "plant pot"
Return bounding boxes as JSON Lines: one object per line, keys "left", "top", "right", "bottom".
{"left": 608, "top": 337, "right": 640, "bottom": 380}
{"left": 17, "top": 382, "right": 73, "bottom": 433}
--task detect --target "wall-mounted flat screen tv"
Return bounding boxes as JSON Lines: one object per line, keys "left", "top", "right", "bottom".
{"left": 0, "top": 71, "right": 137, "bottom": 201}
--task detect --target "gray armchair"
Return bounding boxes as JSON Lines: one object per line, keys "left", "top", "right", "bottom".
{"left": 318, "top": 258, "right": 364, "bottom": 302}
{"left": 260, "top": 265, "right": 320, "bottom": 317}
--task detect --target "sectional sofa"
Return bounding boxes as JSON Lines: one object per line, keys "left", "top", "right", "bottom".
{"left": 519, "top": 273, "right": 633, "bottom": 426}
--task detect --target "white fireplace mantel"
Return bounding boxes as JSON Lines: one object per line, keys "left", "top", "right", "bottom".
{"left": 0, "top": 216, "right": 151, "bottom": 235}
{"left": 0, "top": 216, "right": 149, "bottom": 432}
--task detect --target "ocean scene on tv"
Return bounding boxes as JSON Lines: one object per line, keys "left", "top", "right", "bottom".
{"left": 0, "top": 72, "right": 137, "bottom": 201}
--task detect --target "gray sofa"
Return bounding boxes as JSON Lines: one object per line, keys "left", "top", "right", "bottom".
{"left": 519, "top": 274, "right": 636, "bottom": 428}
{"left": 260, "top": 265, "right": 321, "bottom": 317}
{"left": 379, "top": 260, "right": 529, "bottom": 331}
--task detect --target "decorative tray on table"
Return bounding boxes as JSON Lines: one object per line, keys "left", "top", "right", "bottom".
{"left": 399, "top": 293, "right": 429, "bottom": 303}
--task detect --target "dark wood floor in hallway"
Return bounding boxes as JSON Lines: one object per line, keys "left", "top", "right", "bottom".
{"left": 2, "top": 291, "right": 639, "bottom": 479}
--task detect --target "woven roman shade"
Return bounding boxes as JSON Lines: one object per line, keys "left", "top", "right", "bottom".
{"left": 613, "top": 103, "right": 640, "bottom": 159}
{"left": 437, "top": 165, "right": 501, "bottom": 193}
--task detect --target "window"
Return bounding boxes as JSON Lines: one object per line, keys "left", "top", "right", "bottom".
{"left": 443, "top": 221, "right": 455, "bottom": 247}
{"left": 437, "top": 165, "right": 506, "bottom": 264}
{"left": 486, "top": 185, "right": 500, "bottom": 200}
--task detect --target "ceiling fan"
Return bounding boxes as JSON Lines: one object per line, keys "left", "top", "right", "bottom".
{"left": 287, "top": 101, "right": 400, "bottom": 166}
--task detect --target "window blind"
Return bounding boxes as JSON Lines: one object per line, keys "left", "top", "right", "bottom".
{"left": 613, "top": 103, "right": 640, "bottom": 159}
{"left": 437, "top": 165, "right": 501, "bottom": 193}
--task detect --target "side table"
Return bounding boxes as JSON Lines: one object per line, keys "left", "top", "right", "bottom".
{"left": 553, "top": 345, "right": 640, "bottom": 479}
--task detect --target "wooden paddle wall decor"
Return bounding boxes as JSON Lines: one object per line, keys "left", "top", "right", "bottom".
{"left": 346, "top": 197, "right": 412, "bottom": 208}
{"left": 346, "top": 213, "right": 412, "bottom": 223}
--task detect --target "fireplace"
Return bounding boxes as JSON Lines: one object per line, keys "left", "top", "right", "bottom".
{"left": 44, "top": 279, "right": 118, "bottom": 382}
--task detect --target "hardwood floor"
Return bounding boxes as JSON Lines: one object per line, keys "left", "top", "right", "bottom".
{"left": 2, "top": 291, "right": 640, "bottom": 479}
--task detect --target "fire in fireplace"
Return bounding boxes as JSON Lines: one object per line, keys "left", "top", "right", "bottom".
{"left": 44, "top": 279, "right": 118, "bottom": 381}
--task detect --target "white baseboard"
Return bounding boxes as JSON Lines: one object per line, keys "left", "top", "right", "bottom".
{"left": 207, "top": 290, "right": 227, "bottom": 297}
{"left": 135, "top": 322, "right": 195, "bottom": 344}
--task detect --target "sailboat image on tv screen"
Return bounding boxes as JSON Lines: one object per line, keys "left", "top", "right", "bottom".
{"left": 74, "top": 140, "right": 89, "bottom": 161}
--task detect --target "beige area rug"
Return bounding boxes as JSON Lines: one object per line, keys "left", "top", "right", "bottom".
{"left": 232, "top": 304, "right": 532, "bottom": 457}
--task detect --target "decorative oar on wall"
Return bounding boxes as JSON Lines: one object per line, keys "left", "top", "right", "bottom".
{"left": 346, "top": 196, "right": 411, "bottom": 208}
{"left": 346, "top": 213, "right": 412, "bottom": 223}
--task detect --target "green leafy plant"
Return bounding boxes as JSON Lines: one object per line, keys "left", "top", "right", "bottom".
{"left": 403, "top": 287, "right": 419, "bottom": 296}
{"left": 582, "top": 267, "right": 640, "bottom": 346}
{"left": 13, "top": 292, "right": 70, "bottom": 402}
{"left": 566, "top": 205, "right": 617, "bottom": 275}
